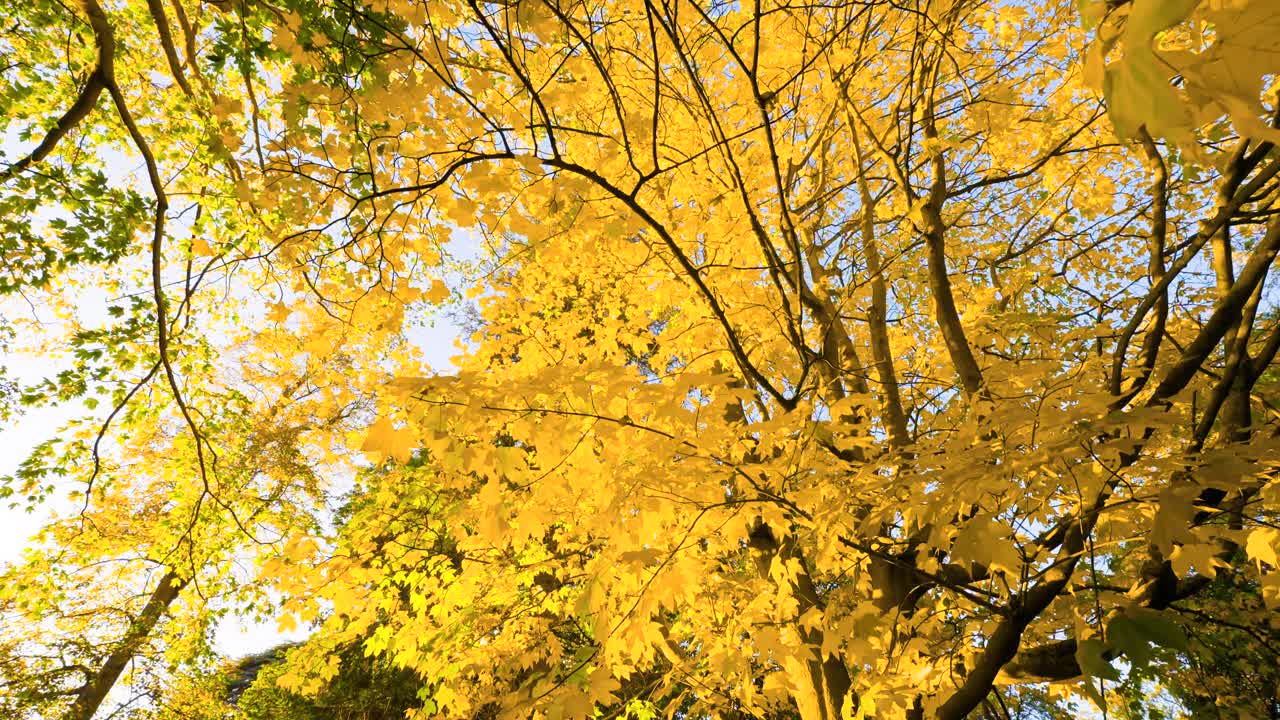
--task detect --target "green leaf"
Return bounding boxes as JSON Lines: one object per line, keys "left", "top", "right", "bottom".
{"left": 1080, "top": 677, "right": 1107, "bottom": 709}
{"left": 1127, "top": 608, "right": 1188, "bottom": 651}
{"left": 1075, "top": 637, "right": 1121, "bottom": 681}
{"left": 1106, "top": 615, "right": 1153, "bottom": 669}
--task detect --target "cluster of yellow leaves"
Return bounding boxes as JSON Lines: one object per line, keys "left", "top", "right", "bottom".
{"left": 5, "top": 0, "right": 1280, "bottom": 718}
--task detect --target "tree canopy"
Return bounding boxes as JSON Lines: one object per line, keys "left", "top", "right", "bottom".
{"left": 2, "top": 0, "right": 1279, "bottom": 718}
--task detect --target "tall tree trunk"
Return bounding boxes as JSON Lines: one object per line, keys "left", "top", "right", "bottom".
{"left": 64, "top": 569, "right": 186, "bottom": 720}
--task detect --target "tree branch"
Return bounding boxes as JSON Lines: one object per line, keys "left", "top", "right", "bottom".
{"left": 0, "top": 0, "right": 113, "bottom": 182}
{"left": 64, "top": 569, "right": 186, "bottom": 720}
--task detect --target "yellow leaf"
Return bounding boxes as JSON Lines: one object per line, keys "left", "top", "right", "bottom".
{"left": 360, "top": 417, "right": 416, "bottom": 463}
{"left": 277, "top": 613, "right": 298, "bottom": 634}
{"left": 268, "top": 302, "right": 291, "bottom": 323}
{"left": 427, "top": 279, "right": 450, "bottom": 304}
{"left": 1246, "top": 527, "right": 1279, "bottom": 570}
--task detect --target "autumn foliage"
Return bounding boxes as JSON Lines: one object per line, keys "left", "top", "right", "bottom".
{"left": 2, "top": 0, "right": 1280, "bottom": 719}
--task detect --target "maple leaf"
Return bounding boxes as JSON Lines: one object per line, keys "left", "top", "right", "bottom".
{"left": 267, "top": 302, "right": 291, "bottom": 324}
{"left": 1246, "top": 527, "right": 1279, "bottom": 570}
{"left": 4, "top": 1, "right": 1280, "bottom": 719}
{"left": 360, "top": 418, "right": 417, "bottom": 463}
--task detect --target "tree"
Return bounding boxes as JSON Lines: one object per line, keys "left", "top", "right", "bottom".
{"left": 2, "top": 0, "right": 1280, "bottom": 719}
{"left": 146, "top": 640, "right": 424, "bottom": 720}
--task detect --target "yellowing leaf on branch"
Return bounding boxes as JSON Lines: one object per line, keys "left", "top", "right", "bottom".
{"left": 360, "top": 417, "right": 417, "bottom": 463}
{"left": 1246, "top": 527, "right": 1279, "bottom": 570}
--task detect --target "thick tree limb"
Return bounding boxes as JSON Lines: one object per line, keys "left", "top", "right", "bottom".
{"left": 1150, "top": 215, "right": 1280, "bottom": 405}
{"left": 1193, "top": 275, "right": 1265, "bottom": 449}
{"left": 1111, "top": 128, "right": 1169, "bottom": 398}
{"left": 749, "top": 523, "right": 853, "bottom": 720}
{"left": 935, "top": 493, "right": 1103, "bottom": 720}
{"left": 1112, "top": 152, "right": 1280, "bottom": 406}
{"left": 144, "top": 0, "right": 194, "bottom": 96}
{"left": 997, "top": 573, "right": 1213, "bottom": 684}
{"left": 0, "top": 0, "right": 114, "bottom": 182}
{"left": 849, "top": 120, "right": 910, "bottom": 448}
{"left": 918, "top": 82, "right": 985, "bottom": 399}
{"left": 64, "top": 569, "right": 186, "bottom": 720}
{"left": 846, "top": 91, "right": 985, "bottom": 399}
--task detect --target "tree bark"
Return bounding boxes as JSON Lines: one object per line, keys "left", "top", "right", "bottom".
{"left": 0, "top": 0, "right": 115, "bottom": 182}
{"left": 64, "top": 569, "right": 186, "bottom": 720}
